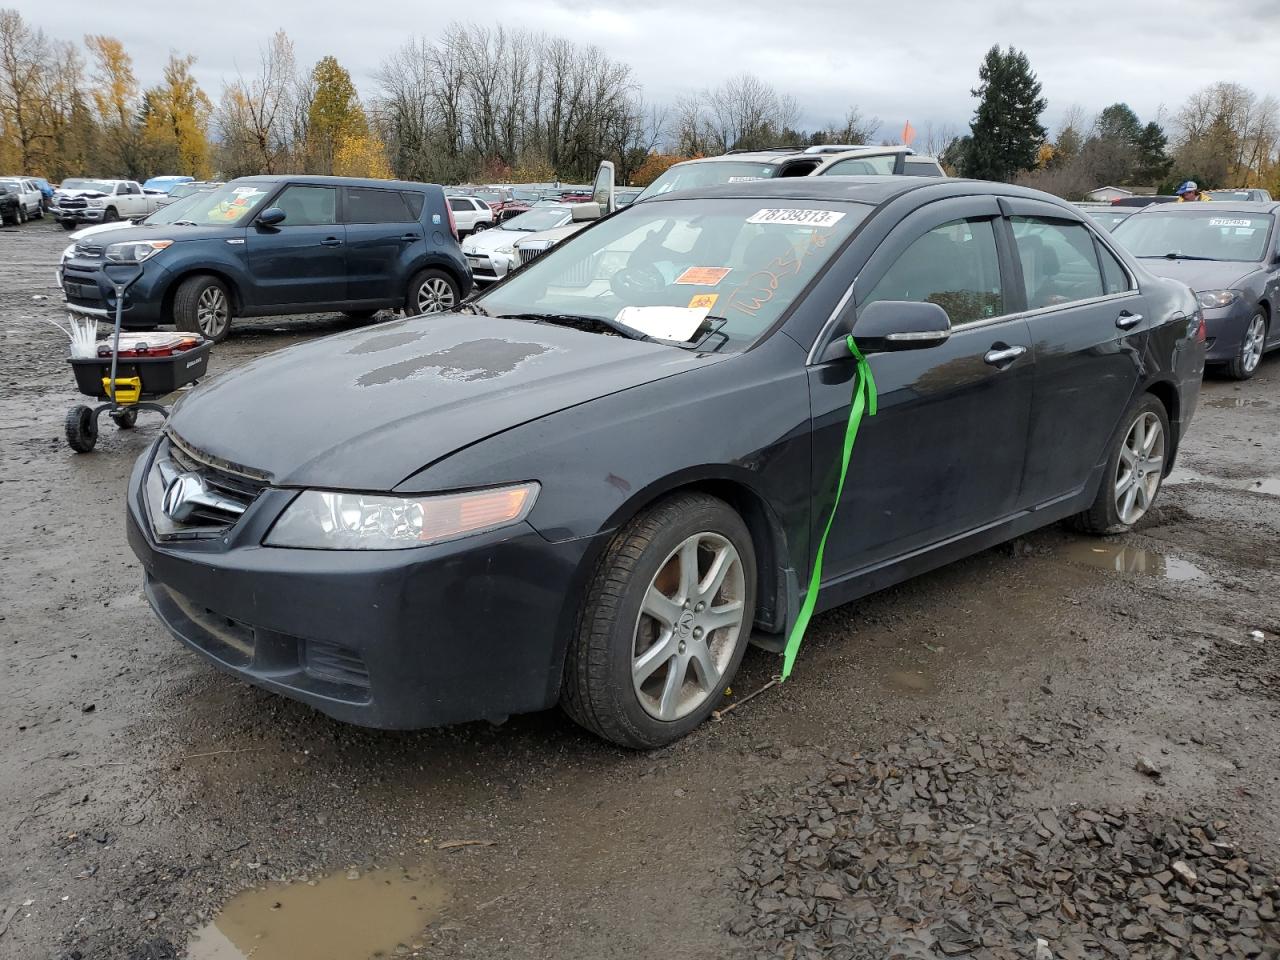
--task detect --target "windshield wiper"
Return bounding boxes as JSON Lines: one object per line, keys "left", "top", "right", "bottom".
{"left": 171, "top": 220, "right": 198, "bottom": 226}
{"left": 498, "top": 311, "right": 656, "bottom": 342}
{"left": 458, "top": 301, "right": 490, "bottom": 316}
{"left": 1141, "top": 252, "right": 1216, "bottom": 261}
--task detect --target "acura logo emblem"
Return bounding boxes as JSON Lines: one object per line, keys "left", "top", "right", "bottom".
{"left": 162, "top": 472, "right": 209, "bottom": 522}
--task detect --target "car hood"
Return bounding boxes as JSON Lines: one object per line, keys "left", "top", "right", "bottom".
{"left": 56, "top": 189, "right": 109, "bottom": 199}
{"left": 517, "top": 223, "right": 589, "bottom": 246}
{"left": 79, "top": 223, "right": 238, "bottom": 244}
{"left": 1135, "top": 257, "right": 1259, "bottom": 291}
{"left": 70, "top": 220, "right": 136, "bottom": 241}
{"left": 168, "top": 312, "right": 725, "bottom": 491}
{"left": 462, "top": 227, "right": 532, "bottom": 254}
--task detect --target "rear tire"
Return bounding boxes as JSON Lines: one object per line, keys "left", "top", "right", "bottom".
{"left": 17, "top": 206, "right": 26, "bottom": 224}
{"left": 173, "top": 274, "right": 233, "bottom": 342}
{"left": 1225, "top": 309, "right": 1267, "bottom": 380}
{"left": 404, "top": 268, "right": 460, "bottom": 316}
{"left": 32, "top": 204, "right": 43, "bottom": 219}
{"left": 1071, "top": 393, "right": 1169, "bottom": 535}
{"left": 472, "top": 221, "right": 491, "bottom": 233}
{"left": 562, "top": 493, "right": 757, "bottom": 749}
{"left": 109, "top": 407, "right": 137, "bottom": 429}
{"left": 65, "top": 406, "right": 98, "bottom": 453}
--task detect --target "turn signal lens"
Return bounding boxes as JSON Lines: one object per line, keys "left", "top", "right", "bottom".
{"left": 265, "top": 483, "right": 539, "bottom": 550}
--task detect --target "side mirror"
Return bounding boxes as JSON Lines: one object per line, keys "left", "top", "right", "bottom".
{"left": 592, "top": 160, "right": 616, "bottom": 214}
{"left": 817, "top": 300, "right": 951, "bottom": 362}
{"left": 257, "top": 206, "right": 286, "bottom": 226}
{"left": 569, "top": 202, "right": 602, "bottom": 222}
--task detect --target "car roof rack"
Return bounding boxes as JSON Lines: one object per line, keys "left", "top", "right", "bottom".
{"left": 722, "top": 146, "right": 802, "bottom": 155}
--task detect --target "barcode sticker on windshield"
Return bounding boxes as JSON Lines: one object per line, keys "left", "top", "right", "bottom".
{"left": 748, "top": 208, "right": 846, "bottom": 227}
{"left": 727, "top": 176, "right": 763, "bottom": 183}
{"left": 1209, "top": 218, "right": 1252, "bottom": 227}
{"left": 232, "top": 187, "right": 262, "bottom": 195}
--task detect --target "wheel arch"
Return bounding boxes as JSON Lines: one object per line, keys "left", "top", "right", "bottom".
{"left": 161, "top": 268, "right": 244, "bottom": 319}
{"left": 1142, "top": 377, "right": 1180, "bottom": 474}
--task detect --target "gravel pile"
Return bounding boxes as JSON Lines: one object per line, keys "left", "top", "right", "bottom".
{"left": 730, "top": 730, "right": 1280, "bottom": 959}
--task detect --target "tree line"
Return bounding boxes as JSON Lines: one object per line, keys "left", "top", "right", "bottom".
{"left": 1, "top": 9, "right": 1276, "bottom": 197}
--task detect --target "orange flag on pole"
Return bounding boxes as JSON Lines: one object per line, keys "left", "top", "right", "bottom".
{"left": 901, "top": 121, "right": 916, "bottom": 145}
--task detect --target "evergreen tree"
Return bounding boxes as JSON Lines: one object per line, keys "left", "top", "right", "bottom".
{"left": 1135, "top": 121, "right": 1171, "bottom": 184}
{"left": 961, "top": 45, "right": 1047, "bottom": 182}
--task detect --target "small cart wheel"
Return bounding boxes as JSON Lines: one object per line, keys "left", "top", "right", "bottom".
{"left": 65, "top": 405, "right": 98, "bottom": 453}
{"left": 109, "top": 407, "right": 138, "bottom": 429}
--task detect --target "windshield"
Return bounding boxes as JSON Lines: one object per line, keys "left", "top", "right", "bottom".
{"left": 1085, "top": 210, "right": 1134, "bottom": 232}
{"left": 635, "top": 161, "right": 779, "bottom": 202}
{"left": 1113, "top": 211, "right": 1274, "bottom": 262}
{"left": 1205, "top": 190, "right": 1262, "bottom": 202}
{"left": 169, "top": 181, "right": 274, "bottom": 226}
{"left": 140, "top": 192, "right": 213, "bottom": 225}
{"left": 500, "top": 207, "right": 571, "bottom": 232}
{"left": 166, "top": 182, "right": 205, "bottom": 200}
{"left": 475, "top": 191, "right": 503, "bottom": 203}
{"left": 143, "top": 177, "right": 188, "bottom": 192}
{"left": 61, "top": 178, "right": 115, "bottom": 192}
{"left": 478, "top": 198, "right": 867, "bottom": 350}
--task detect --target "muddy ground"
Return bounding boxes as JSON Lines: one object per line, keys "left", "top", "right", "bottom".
{"left": 2, "top": 218, "right": 1279, "bottom": 960}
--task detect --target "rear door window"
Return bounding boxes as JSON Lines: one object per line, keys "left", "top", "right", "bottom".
{"left": 862, "top": 217, "right": 1005, "bottom": 325}
{"left": 345, "top": 187, "right": 415, "bottom": 223}
{"left": 1097, "top": 242, "right": 1132, "bottom": 294}
{"left": 401, "top": 192, "right": 426, "bottom": 218}
{"left": 1010, "top": 217, "right": 1105, "bottom": 309}
{"left": 820, "top": 155, "right": 898, "bottom": 176}
{"left": 448, "top": 198, "right": 474, "bottom": 212}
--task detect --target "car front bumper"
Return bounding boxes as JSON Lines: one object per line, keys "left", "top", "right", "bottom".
{"left": 53, "top": 207, "right": 107, "bottom": 224}
{"left": 1201, "top": 300, "right": 1256, "bottom": 363}
{"left": 463, "top": 250, "right": 514, "bottom": 283}
{"left": 61, "top": 254, "right": 169, "bottom": 325}
{"left": 125, "top": 443, "right": 600, "bottom": 729}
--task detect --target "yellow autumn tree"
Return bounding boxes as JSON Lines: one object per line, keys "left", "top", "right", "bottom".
{"left": 333, "top": 134, "right": 392, "bottom": 179}
{"left": 306, "top": 55, "right": 366, "bottom": 174}
{"left": 85, "top": 33, "right": 139, "bottom": 174}
{"left": 141, "top": 53, "right": 212, "bottom": 177}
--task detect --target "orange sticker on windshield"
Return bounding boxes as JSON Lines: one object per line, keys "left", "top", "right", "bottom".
{"left": 675, "top": 266, "right": 732, "bottom": 286}
{"left": 688, "top": 293, "right": 719, "bottom": 310}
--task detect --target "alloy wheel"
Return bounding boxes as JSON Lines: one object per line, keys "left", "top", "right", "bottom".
{"left": 631, "top": 532, "right": 746, "bottom": 721}
{"left": 197, "top": 286, "right": 230, "bottom": 339}
{"left": 1114, "top": 411, "right": 1165, "bottom": 526}
{"left": 416, "top": 277, "right": 456, "bottom": 314}
{"left": 1242, "top": 313, "right": 1266, "bottom": 374}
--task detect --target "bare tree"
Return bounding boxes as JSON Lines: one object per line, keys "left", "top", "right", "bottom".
{"left": 216, "top": 30, "right": 300, "bottom": 175}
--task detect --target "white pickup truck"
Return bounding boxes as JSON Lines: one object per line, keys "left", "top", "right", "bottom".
{"left": 51, "top": 179, "right": 163, "bottom": 231}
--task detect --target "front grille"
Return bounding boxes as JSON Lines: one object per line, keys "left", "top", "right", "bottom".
{"left": 75, "top": 241, "right": 103, "bottom": 259}
{"left": 145, "top": 434, "right": 267, "bottom": 539}
{"left": 518, "top": 244, "right": 549, "bottom": 266}
{"left": 59, "top": 197, "right": 88, "bottom": 210}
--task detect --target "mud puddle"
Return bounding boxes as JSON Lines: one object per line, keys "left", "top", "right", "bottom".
{"left": 1167, "top": 466, "right": 1280, "bottom": 496}
{"left": 1059, "top": 540, "right": 1206, "bottom": 580}
{"left": 186, "top": 866, "right": 446, "bottom": 960}
{"left": 1202, "top": 394, "right": 1273, "bottom": 409}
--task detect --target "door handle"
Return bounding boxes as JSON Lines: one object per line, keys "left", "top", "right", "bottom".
{"left": 1116, "top": 310, "right": 1143, "bottom": 330}
{"left": 398, "top": 234, "right": 420, "bottom": 242}
{"left": 984, "top": 345, "right": 1027, "bottom": 366}
{"left": 320, "top": 237, "right": 342, "bottom": 246}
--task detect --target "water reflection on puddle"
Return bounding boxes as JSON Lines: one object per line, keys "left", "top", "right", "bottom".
{"left": 1167, "top": 467, "right": 1280, "bottom": 496}
{"left": 1061, "top": 542, "right": 1205, "bottom": 581}
{"left": 186, "top": 866, "right": 446, "bottom": 960}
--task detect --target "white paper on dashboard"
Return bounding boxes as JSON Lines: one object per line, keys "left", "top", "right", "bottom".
{"left": 615, "top": 306, "right": 710, "bottom": 341}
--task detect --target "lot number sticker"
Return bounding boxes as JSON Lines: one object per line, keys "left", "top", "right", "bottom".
{"left": 1210, "top": 218, "right": 1252, "bottom": 227}
{"left": 747, "top": 208, "right": 846, "bottom": 227}
{"left": 675, "top": 266, "right": 732, "bottom": 286}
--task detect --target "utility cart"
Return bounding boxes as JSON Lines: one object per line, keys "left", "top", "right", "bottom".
{"left": 64, "top": 261, "right": 212, "bottom": 453}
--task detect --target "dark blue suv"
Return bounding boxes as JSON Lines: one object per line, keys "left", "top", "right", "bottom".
{"left": 61, "top": 175, "right": 472, "bottom": 341}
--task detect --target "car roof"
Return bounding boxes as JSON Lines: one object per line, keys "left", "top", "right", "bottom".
{"left": 1131, "top": 200, "right": 1280, "bottom": 215}
{"left": 232, "top": 174, "right": 438, "bottom": 190}
{"left": 647, "top": 175, "right": 1073, "bottom": 210}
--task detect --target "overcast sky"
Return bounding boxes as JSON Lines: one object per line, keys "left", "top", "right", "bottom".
{"left": 14, "top": 0, "right": 1280, "bottom": 141}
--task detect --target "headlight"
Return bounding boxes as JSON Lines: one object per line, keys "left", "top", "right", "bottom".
{"left": 264, "top": 483, "right": 539, "bottom": 550}
{"left": 87, "top": 198, "right": 104, "bottom": 208}
{"left": 104, "top": 239, "right": 173, "bottom": 263}
{"left": 495, "top": 245, "right": 515, "bottom": 256}
{"left": 1196, "top": 289, "right": 1241, "bottom": 309}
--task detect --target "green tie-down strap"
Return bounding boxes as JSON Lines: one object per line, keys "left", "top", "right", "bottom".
{"left": 780, "top": 335, "right": 878, "bottom": 681}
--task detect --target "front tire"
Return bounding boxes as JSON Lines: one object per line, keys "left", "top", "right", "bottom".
{"left": 173, "top": 275, "right": 233, "bottom": 342}
{"left": 103, "top": 207, "right": 118, "bottom": 223}
{"left": 60, "top": 220, "right": 77, "bottom": 231}
{"left": 1072, "top": 394, "right": 1169, "bottom": 535}
{"left": 562, "top": 493, "right": 757, "bottom": 749}
{"left": 1226, "top": 309, "right": 1267, "bottom": 380}
{"left": 65, "top": 406, "right": 98, "bottom": 453}
{"left": 404, "top": 268, "right": 460, "bottom": 316}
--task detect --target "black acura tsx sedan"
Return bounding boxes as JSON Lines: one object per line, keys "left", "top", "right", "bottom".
{"left": 126, "top": 177, "right": 1205, "bottom": 748}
